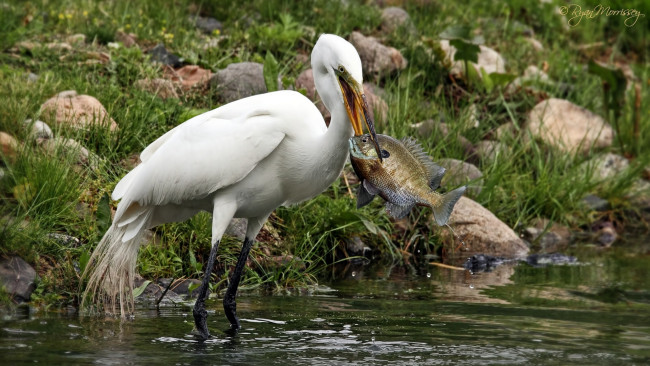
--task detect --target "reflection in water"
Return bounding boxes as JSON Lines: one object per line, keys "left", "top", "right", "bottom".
{"left": 1, "top": 247, "right": 649, "bottom": 365}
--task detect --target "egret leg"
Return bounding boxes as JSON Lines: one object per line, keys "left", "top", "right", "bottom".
{"left": 223, "top": 237, "right": 254, "bottom": 330}
{"left": 193, "top": 240, "right": 219, "bottom": 339}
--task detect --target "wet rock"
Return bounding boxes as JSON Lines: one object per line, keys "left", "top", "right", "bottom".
{"left": 438, "top": 158, "right": 483, "bottom": 196}
{"left": 591, "top": 220, "right": 617, "bottom": 247}
{"left": 580, "top": 194, "right": 610, "bottom": 211}
{"left": 525, "top": 98, "right": 614, "bottom": 154}
{"left": 210, "top": 62, "right": 266, "bottom": 103}
{"left": 134, "top": 78, "right": 179, "bottom": 99}
{"left": 47, "top": 233, "right": 81, "bottom": 247}
{"left": 0, "top": 131, "right": 19, "bottom": 162}
{"left": 23, "top": 119, "right": 53, "bottom": 140}
{"left": 226, "top": 218, "right": 247, "bottom": 241}
{"left": 164, "top": 65, "right": 213, "bottom": 91}
{"left": 134, "top": 276, "right": 181, "bottom": 304}
{"left": 580, "top": 153, "right": 629, "bottom": 182}
{"left": 147, "top": 43, "right": 183, "bottom": 68}
{"left": 438, "top": 40, "right": 506, "bottom": 77}
{"left": 349, "top": 31, "right": 407, "bottom": 77}
{"left": 523, "top": 218, "right": 571, "bottom": 253}
{"left": 380, "top": 7, "right": 414, "bottom": 34}
{"left": 0, "top": 256, "right": 38, "bottom": 303}
{"left": 525, "top": 253, "right": 577, "bottom": 267}
{"left": 40, "top": 91, "right": 118, "bottom": 131}
{"left": 157, "top": 278, "right": 202, "bottom": 298}
{"left": 445, "top": 196, "right": 530, "bottom": 258}
{"left": 115, "top": 31, "right": 137, "bottom": 48}
{"left": 192, "top": 16, "right": 222, "bottom": 34}
{"left": 345, "top": 236, "right": 371, "bottom": 257}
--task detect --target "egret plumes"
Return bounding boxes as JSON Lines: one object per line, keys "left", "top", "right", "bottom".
{"left": 83, "top": 34, "right": 380, "bottom": 339}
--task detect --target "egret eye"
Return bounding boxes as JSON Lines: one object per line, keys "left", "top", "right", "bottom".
{"left": 338, "top": 66, "right": 345, "bottom": 73}
{"left": 381, "top": 149, "right": 390, "bottom": 159}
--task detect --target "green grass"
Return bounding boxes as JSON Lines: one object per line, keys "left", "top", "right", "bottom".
{"left": 0, "top": 0, "right": 647, "bottom": 308}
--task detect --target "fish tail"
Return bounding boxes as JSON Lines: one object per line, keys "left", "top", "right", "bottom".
{"left": 429, "top": 186, "right": 466, "bottom": 226}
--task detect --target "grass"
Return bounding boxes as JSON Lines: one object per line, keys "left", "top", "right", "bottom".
{"left": 0, "top": 0, "right": 648, "bottom": 308}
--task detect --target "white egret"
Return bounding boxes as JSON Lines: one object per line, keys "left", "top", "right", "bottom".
{"left": 83, "top": 34, "right": 382, "bottom": 339}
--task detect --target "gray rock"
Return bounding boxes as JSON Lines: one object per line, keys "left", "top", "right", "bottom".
{"left": 147, "top": 43, "right": 183, "bottom": 68}
{"left": 211, "top": 62, "right": 266, "bottom": 103}
{"left": 26, "top": 73, "right": 39, "bottom": 83}
{"left": 23, "top": 119, "right": 53, "bottom": 140}
{"left": 444, "top": 196, "right": 530, "bottom": 258}
{"left": 295, "top": 68, "right": 329, "bottom": 121}
{"left": 438, "top": 158, "right": 483, "bottom": 196}
{"left": 47, "top": 233, "right": 81, "bottom": 247}
{"left": 474, "top": 140, "right": 508, "bottom": 163}
{"left": 525, "top": 98, "right": 614, "bottom": 154}
{"left": 192, "top": 16, "right": 222, "bottom": 34}
{"left": 380, "top": 7, "right": 414, "bottom": 34}
{"left": 134, "top": 78, "right": 179, "bottom": 99}
{"left": 0, "top": 256, "right": 38, "bottom": 303}
{"left": 437, "top": 40, "right": 506, "bottom": 78}
{"left": 580, "top": 194, "right": 609, "bottom": 211}
{"left": 134, "top": 276, "right": 181, "bottom": 304}
{"left": 226, "top": 218, "right": 247, "bottom": 241}
{"left": 522, "top": 218, "right": 571, "bottom": 253}
{"left": 349, "top": 31, "right": 407, "bottom": 77}
{"left": 157, "top": 278, "right": 202, "bottom": 298}
{"left": 580, "top": 153, "right": 629, "bottom": 182}
{"left": 591, "top": 220, "right": 617, "bottom": 247}
{"left": 345, "top": 236, "right": 371, "bottom": 257}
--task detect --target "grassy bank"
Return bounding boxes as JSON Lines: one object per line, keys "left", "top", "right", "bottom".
{"left": 0, "top": 0, "right": 648, "bottom": 309}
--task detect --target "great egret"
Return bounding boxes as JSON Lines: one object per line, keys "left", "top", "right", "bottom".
{"left": 84, "top": 34, "right": 381, "bottom": 339}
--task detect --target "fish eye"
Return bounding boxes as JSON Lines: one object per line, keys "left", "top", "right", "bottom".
{"left": 361, "top": 136, "right": 368, "bottom": 143}
{"left": 381, "top": 149, "right": 390, "bottom": 158}
{"left": 338, "top": 65, "right": 345, "bottom": 73}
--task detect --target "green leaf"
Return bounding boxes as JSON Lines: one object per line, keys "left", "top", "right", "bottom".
{"left": 587, "top": 60, "right": 627, "bottom": 112}
{"left": 78, "top": 250, "right": 91, "bottom": 275}
{"left": 96, "top": 193, "right": 112, "bottom": 234}
{"left": 481, "top": 69, "right": 494, "bottom": 93}
{"left": 263, "top": 51, "right": 279, "bottom": 92}
{"left": 489, "top": 72, "right": 518, "bottom": 87}
{"left": 132, "top": 280, "right": 151, "bottom": 297}
{"left": 450, "top": 39, "right": 480, "bottom": 63}
{"left": 439, "top": 25, "right": 473, "bottom": 41}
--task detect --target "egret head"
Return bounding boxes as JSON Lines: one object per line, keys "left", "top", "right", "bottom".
{"left": 312, "top": 34, "right": 382, "bottom": 160}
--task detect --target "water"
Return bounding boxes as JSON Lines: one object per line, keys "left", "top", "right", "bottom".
{"left": 2, "top": 247, "right": 649, "bottom": 365}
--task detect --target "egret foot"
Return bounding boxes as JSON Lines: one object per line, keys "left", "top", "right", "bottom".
{"left": 223, "top": 237, "right": 253, "bottom": 330}
{"left": 192, "top": 240, "right": 220, "bottom": 340}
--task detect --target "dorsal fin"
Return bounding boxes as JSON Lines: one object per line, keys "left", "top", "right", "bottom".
{"left": 400, "top": 136, "right": 446, "bottom": 189}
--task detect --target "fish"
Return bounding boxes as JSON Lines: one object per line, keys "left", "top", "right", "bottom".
{"left": 349, "top": 133, "right": 466, "bottom": 226}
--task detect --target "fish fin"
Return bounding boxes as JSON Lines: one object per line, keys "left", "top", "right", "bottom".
{"left": 385, "top": 202, "right": 414, "bottom": 219}
{"left": 356, "top": 181, "right": 376, "bottom": 208}
{"left": 431, "top": 186, "right": 466, "bottom": 226}
{"left": 363, "top": 180, "right": 380, "bottom": 195}
{"left": 400, "top": 137, "right": 446, "bottom": 189}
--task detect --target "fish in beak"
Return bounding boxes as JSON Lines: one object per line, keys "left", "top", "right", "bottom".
{"left": 338, "top": 76, "right": 383, "bottom": 162}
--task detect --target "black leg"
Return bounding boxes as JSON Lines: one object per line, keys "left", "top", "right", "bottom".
{"left": 193, "top": 240, "right": 219, "bottom": 339}
{"left": 223, "top": 237, "right": 253, "bottom": 330}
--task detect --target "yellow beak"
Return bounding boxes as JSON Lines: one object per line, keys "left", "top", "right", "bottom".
{"left": 338, "top": 76, "right": 382, "bottom": 161}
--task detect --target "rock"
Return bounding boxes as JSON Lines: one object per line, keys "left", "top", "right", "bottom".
{"left": 147, "top": 43, "right": 183, "bottom": 68}
{"left": 226, "top": 218, "right": 247, "bottom": 241}
{"left": 115, "top": 31, "right": 137, "bottom": 48}
{"left": 65, "top": 34, "right": 86, "bottom": 45}
{"left": 134, "top": 277, "right": 181, "bottom": 304}
{"left": 474, "top": 140, "right": 508, "bottom": 163}
{"left": 157, "top": 278, "right": 202, "bottom": 298}
{"left": 438, "top": 158, "right": 483, "bottom": 196}
{"left": 411, "top": 121, "right": 475, "bottom": 157}
{"left": 444, "top": 196, "right": 530, "bottom": 258}
{"left": 580, "top": 194, "right": 610, "bottom": 211}
{"left": 380, "top": 7, "right": 414, "bottom": 34}
{"left": 192, "top": 16, "right": 222, "bottom": 34}
{"left": 627, "top": 179, "right": 650, "bottom": 209}
{"left": 26, "top": 72, "right": 39, "bottom": 83}
{"left": 210, "top": 62, "right": 266, "bottom": 103}
{"left": 164, "top": 65, "right": 213, "bottom": 91}
{"left": 13, "top": 41, "right": 41, "bottom": 52}
{"left": 0, "top": 131, "right": 19, "bottom": 161}
{"left": 0, "top": 256, "right": 38, "bottom": 303}
{"left": 260, "top": 255, "right": 306, "bottom": 271}
{"left": 526, "top": 98, "right": 614, "bottom": 154}
{"left": 40, "top": 91, "right": 118, "bottom": 131}
{"left": 345, "top": 236, "right": 371, "bottom": 257}
{"left": 23, "top": 119, "right": 53, "bottom": 140}
{"left": 295, "top": 68, "right": 329, "bottom": 120}
{"left": 47, "top": 233, "right": 81, "bottom": 247}
{"left": 580, "top": 153, "right": 629, "bottom": 182}
{"left": 523, "top": 218, "right": 571, "bottom": 253}
{"left": 46, "top": 42, "right": 73, "bottom": 51}
{"left": 134, "top": 78, "right": 179, "bottom": 99}
{"left": 40, "top": 137, "right": 95, "bottom": 167}
{"left": 591, "top": 220, "right": 617, "bottom": 247}
{"left": 524, "top": 37, "right": 544, "bottom": 51}
{"left": 438, "top": 40, "right": 506, "bottom": 77}
{"left": 349, "top": 31, "right": 407, "bottom": 77}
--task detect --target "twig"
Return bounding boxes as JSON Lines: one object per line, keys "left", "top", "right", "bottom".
{"left": 156, "top": 278, "right": 175, "bottom": 307}
{"left": 342, "top": 171, "right": 353, "bottom": 198}
{"left": 429, "top": 262, "right": 465, "bottom": 271}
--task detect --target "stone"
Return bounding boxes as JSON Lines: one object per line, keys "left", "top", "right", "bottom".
{"left": 134, "top": 78, "right": 179, "bottom": 99}
{"left": 295, "top": 68, "right": 329, "bottom": 120}
{"left": 474, "top": 140, "right": 508, "bottom": 163}
{"left": 259, "top": 255, "right": 306, "bottom": 271}
{"left": 192, "top": 16, "right": 222, "bottom": 34}
{"left": 491, "top": 122, "right": 516, "bottom": 140}
{"left": 380, "top": 7, "right": 413, "bottom": 34}
{"left": 411, "top": 121, "right": 475, "bottom": 158}
{"left": 0, "top": 131, "right": 19, "bottom": 161}
{"left": 164, "top": 65, "right": 213, "bottom": 91}
{"left": 444, "top": 196, "right": 530, "bottom": 258}
{"left": 157, "top": 278, "right": 202, "bottom": 298}
{"left": 438, "top": 158, "right": 483, "bottom": 196}
{"left": 349, "top": 31, "right": 407, "bottom": 77}
{"left": 26, "top": 73, "right": 39, "bottom": 83}
{"left": 47, "top": 233, "right": 81, "bottom": 247}
{"left": 363, "top": 83, "right": 388, "bottom": 126}
{"left": 524, "top": 37, "right": 544, "bottom": 51}
{"left": 210, "top": 62, "right": 266, "bottom": 103}
{"left": 65, "top": 34, "right": 86, "bottom": 45}
{"left": 580, "top": 194, "right": 610, "bottom": 211}
{"left": 115, "top": 31, "right": 137, "bottom": 48}
{"left": 46, "top": 42, "right": 73, "bottom": 51}
{"left": 591, "top": 220, "right": 617, "bottom": 247}
{"left": 147, "top": 43, "right": 183, "bottom": 68}
{"left": 526, "top": 98, "right": 614, "bottom": 154}
{"left": 0, "top": 256, "right": 38, "bottom": 303}
{"left": 40, "top": 137, "right": 95, "bottom": 167}
{"left": 40, "top": 91, "right": 118, "bottom": 131}
{"left": 522, "top": 218, "right": 571, "bottom": 253}
{"left": 345, "top": 236, "right": 371, "bottom": 257}
{"left": 23, "top": 119, "right": 53, "bottom": 140}
{"left": 134, "top": 276, "right": 181, "bottom": 304}
{"left": 226, "top": 218, "right": 247, "bottom": 241}
{"left": 438, "top": 40, "right": 506, "bottom": 77}
{"left": 580, "top": 153, "right": 629, "bottom": 182}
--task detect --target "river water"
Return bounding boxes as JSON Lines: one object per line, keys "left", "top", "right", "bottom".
{"left": 2, "top": 247, "right": 649, "bottom": 365}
